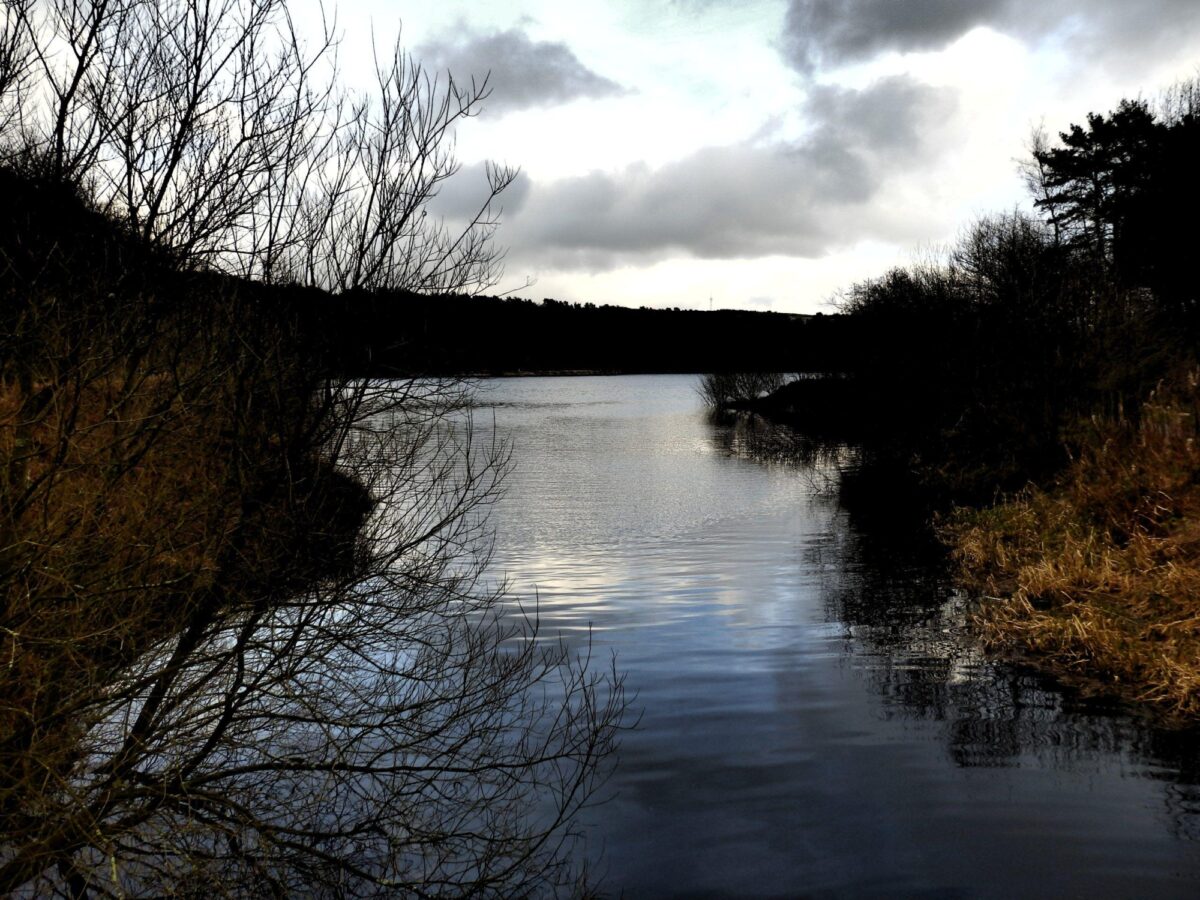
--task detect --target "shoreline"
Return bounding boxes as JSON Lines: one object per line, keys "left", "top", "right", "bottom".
{"left": 712, "top": 374, "right": 1200, "bottom": 724}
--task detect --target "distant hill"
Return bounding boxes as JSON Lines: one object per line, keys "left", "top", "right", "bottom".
{"left": 296, "top": 291, "right": 854, "bottom": 376}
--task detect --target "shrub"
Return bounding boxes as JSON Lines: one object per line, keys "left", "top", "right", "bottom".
{"left": 698, "top": 371, "right": 788, "bottom": 408}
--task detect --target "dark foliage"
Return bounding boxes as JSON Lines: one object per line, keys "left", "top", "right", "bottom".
{"left": 757, "top": 86, "right": 1200, "bottom": 507}
{"left": 293, "top": 291, "right": 851, "bottom": 377}
{"left": 0, "top": 165, "right": 621, "bottom": 897}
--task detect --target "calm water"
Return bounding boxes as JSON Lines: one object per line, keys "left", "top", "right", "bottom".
{"left": 472, "top": 374, "right": 1200, "bottom": 898}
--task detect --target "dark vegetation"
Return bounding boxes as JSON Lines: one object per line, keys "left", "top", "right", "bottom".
{"left": 718, "top": 81, "right": 1200, "bottom": 718}
{"left": 719, "top": 88, "right": 1200, "bottom": 500}
{"left": 0, "top": 1, "right": 623, "bottom": 895}
{"left": 950, "top": 374, "right": 1200, "bottom": 718}
{"left": 695, "top": 372, "right": 788, "bottom": 409}
{"left": 296, "top": 291, "right": 841, "bottom": 376}
{"left": 838, "top": 96, "right": 1198, "bottom": 502}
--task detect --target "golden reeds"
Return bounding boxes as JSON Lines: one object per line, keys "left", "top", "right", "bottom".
{"left": 946, "top": 369, "right": 1200, "bottom": 720}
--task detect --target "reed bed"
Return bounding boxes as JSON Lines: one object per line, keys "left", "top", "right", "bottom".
{"left": 947, "top": 370, "right": 1200, "bottom": 720}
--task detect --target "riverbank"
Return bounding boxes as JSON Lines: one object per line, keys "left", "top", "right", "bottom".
{"left": 702, "top": 82, "right": 1200, "bottom": 721}
{"left": 945, "top": 371, "right": 1200, "bottom": 721}
{"left": 0, "top": 170, "right": 375, "bottom": 850}
{"left": 715, "top": 366, "right": 1200, "bottom": 722}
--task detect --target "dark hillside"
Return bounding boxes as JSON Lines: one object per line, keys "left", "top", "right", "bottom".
{"left": 296, "top": 291, "right": 853, "bottom": 376}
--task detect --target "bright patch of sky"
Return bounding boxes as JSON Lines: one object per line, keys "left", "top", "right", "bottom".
{"left": 308, "top": 0, "right": 1200, "bottom": 312}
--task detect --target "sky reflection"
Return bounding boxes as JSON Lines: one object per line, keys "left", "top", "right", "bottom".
{"left": 473, "top": 375, "right": 1200, "bottom": 898}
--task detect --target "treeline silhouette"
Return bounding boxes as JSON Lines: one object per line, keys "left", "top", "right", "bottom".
{"left": 295, "top": 291, "right": 851, "bottom": 376}
{"left": 757, "top": 84, "right": 1200, "bottom": 505}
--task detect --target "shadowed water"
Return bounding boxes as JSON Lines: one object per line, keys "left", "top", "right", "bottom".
{"left": 472, "top": 374, "right": 1200, "bottom": 898}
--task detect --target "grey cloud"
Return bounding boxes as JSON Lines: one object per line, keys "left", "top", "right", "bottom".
{"left": 805, "top": 75, "right": 947, "bottom": 161}
{"left": 416, "top": 27, "right": 625, "bottom": 115}
{"left": 783, "top": 0, "right": 1009, "bottom": 73}
{"left": 503, "top": 76, "right": 955, "bottom": 270}
{"left": 781, "top": 0, "right": 1200, "bottom": 73}
{"left": 425, "top": 162, "right": 532, "bottom": 223}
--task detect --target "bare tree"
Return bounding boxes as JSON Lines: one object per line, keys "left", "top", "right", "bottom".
{"left": 698, "top": 372, "right": 788, "bottom": 409}
{"left": 0, "top": 1, "right": 32, "bottom": 133}
{"left": 1157, "top": 74, "right": 1200, "bottom": 124}
{"left": 1019, "top": 124, "right": 1063, "bottom": 246}
{"left": 0, "top": 338, "right": 622, "bottom": 894}
{"left": 0, "top": 1, "right": 624, "bottom": 895}
{"left": 295, "top": 43, "right": 518, "bottom": 295}
{"left": 5, "top": 0, "right": 513, "bottom": 294}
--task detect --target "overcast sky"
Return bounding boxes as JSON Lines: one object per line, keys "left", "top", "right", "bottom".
{"left": 335, "top": 1, "right": 1200, "bottom": 313}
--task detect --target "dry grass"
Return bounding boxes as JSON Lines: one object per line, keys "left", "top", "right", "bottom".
{"left": 0, "top": 294, "right": 352, "bottom": 833}
{"left": 0, "top": 353, "right": 242, "bottom": 809}
{"left": 946, "top": 369, "right": 1200, "bottom": 720}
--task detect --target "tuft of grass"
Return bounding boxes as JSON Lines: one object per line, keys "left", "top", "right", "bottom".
{"left": 945, "top": 369, "right": 1200, "bottom": 721}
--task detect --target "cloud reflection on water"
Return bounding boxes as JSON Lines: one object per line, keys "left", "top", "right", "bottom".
{"left": 474, "top": 375, "right": 1200, "bottom": 897}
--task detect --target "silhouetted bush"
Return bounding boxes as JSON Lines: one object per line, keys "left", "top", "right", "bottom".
{"left": 698, "top": 371, "right": 788, "bottom": 408}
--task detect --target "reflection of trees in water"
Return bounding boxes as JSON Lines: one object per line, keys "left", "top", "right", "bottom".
{"left": 1164, "top": 782, "right": 1200, "bottom": 842}
{"left": 826, "top": 477, "right": 1200, "bottom": 845}
{"left": 706, "top": 410, "right": 854, "bottom": 490}
{"left": 825, "top": 488, "right": 1200, "bottom": 771}
{"left": 710, "top": 412, "right": 1200, "bottom": 837}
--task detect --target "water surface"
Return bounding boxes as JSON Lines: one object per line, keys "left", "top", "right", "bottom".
{"left": 474, "top": 374, "right": 1200, "bottom": 898}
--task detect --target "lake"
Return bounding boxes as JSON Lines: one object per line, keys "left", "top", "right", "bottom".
{"left": 472, "top": 374, "right": 1200, "bottom": 898}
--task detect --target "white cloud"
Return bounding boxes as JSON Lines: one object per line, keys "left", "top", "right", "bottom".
{"left": 501, "top": 75, "right": 957, "bottom": 268}
{"left": 311, "top": 0, "right": 1200, "bottom": 312}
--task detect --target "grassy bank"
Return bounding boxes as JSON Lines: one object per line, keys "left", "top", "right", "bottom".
{"left": 703, "top": 87, "right": 1200, "bottom": 721}
{"left": 0, "top": 158, "right": 626, "bottom": 895}
{"left": 0, "top": 170, "right": 373, "bottom": 857}
{"left": 946, "top": 371, "right": 1200, "bottom": 721}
